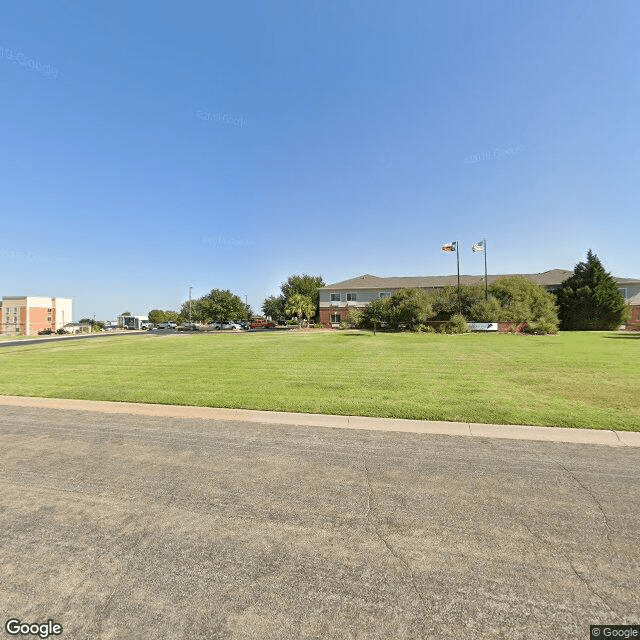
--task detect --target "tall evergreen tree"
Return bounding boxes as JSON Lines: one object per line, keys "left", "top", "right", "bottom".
{"left": 556, "top": 250, "right": 630, "bottom": 330}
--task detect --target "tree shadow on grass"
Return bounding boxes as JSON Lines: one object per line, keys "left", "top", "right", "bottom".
{"left": 602, "top": 333, "right": 640, "bottom": 339}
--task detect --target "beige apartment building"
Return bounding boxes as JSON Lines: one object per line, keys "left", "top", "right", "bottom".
{"left": 0, "top": 296, "right": 73, "bottom": 336}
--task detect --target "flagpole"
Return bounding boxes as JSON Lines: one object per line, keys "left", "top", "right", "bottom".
{"left": 484, "top": 237, "right": 488, "bottom": 301}
{"left": 456, "top": 240, "right": 461, "bottom": 315}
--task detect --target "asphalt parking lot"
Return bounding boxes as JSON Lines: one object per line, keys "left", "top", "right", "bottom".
{"left": 1, "top": 406, "right": 639, "bottom": 639}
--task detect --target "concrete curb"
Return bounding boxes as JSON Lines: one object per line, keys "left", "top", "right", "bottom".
{"left": 0, "top": 395, "right": 638, "bottom": 447}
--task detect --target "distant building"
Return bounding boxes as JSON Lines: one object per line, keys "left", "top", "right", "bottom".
{"left": 319, "top": 269, "right": 640, "bottom": 327}
{"left": 63, "top": 322, "right": 91, "bottom": 334}
{"left": 0, "top": 296, "right": 72, "bottom": 336}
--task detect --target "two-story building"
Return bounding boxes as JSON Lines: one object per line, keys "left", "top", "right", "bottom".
{"left": 319, "top": 270, "right": 640, "bottom": 327}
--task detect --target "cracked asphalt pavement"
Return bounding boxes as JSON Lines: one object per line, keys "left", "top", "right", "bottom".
{"left": 1, "top": 406, "right": 639, "bottom": 639}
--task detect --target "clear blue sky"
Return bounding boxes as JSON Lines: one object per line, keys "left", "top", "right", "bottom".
{"left": 1, "top": 0, "right": 638, "bottom": 320}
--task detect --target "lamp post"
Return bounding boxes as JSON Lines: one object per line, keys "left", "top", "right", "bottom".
{"left": 189, "top": 287, "right": 193, "bottom": 324}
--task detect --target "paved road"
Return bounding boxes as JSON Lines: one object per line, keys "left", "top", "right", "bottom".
{"left": 0, "top": 331, "right": 151, "bottom": 349}
{"left": 1, "top": 406, "right": 638, "bottom": 640}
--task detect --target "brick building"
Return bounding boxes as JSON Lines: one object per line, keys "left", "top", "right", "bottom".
{"left": 0, "top": 296, "right": 73, "bottom": 336}
{"left": 626, "top": 293, "right": 640, "bottom": 329}
{"left": 319, "top": 270, "right": 640, "bottom": 328}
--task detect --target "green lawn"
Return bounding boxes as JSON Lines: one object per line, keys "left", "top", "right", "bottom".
{"left": 0, "top": 331, "right": 638, "bottom": 430}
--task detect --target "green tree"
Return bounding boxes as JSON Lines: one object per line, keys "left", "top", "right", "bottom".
{"left": 180, "top": 289, "right": 246, "bottom": 324}
{"left": 361, "top": 297, "right": 393, "bottom": 331}
{"left": 281, "top": 274, "right": 325, "bottom": 301}
{"left": 284, "top": 293, "right": 315, "bottom": 327}
{"left": 387, "top": 288, "right": 432, "bottom": 330}
{"left": 281, "top": 274, "right": 325, "bottom": 317}
{"left": 147, "top": 309, "right": 181, "bottom": 324}
{"left": 148, "top": 310, "right": 179, "bottom": 323}
{"left": 556, "top": 250, "right": 630, "bottom": 330}
{"left": 489, "top": 276, "right": 558, "bottom": 330}
{"left": 261, "top": 295, "right": 285, "bottom": 320}
{"left": 148, "top": 310, "right": 166, "bottom": 324}
{"left": 120, "top": 311, "right": 131, "bottom": 316}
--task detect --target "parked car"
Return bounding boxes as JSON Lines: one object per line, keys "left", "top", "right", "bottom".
{"left": 249, "top": 319, "right": 276, "bottom": 329}
{"left": 141, "top": 322, "right": 154, "bottom": 330}
{"left": 38, "top": 328, "right": 52, "bottom": 335}
{"left": 157, "top": 322, "right": 175, "bottom": 330}
{"left": 213, "top": 321, "right": 243, "bottom": 330}
{"left": 182, "top": 322, "right": 199, "bottom": 331}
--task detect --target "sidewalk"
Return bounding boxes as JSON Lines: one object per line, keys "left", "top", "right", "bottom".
{"left": 0, "top": 394, "right": 638, "bottom": 447}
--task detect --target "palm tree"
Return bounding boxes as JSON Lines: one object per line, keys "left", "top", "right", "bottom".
{"left": 285, "top": 293, "right": 315, "bottom": 327}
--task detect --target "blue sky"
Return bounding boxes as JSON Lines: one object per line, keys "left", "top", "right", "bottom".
{"left": 1, "top": 1, "right": 638, "bottom": 320}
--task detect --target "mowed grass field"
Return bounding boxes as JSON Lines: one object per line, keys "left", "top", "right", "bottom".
{"left": 0, "top": 330, "right": 638, "bottom": 430}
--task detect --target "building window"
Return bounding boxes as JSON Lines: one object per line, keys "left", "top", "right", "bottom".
{"left": 379, "top": 292, "right": 390, "bottom": 298}
{"left": 619, "top": 288, "right": 627, "bottom": 299}
{"left": 47, "top": 316, "right": 52, "bottom": 322}
{"left": 47, "top": 308, "right": 52, "bottom": 312}
{"left": 330, "top": 293, "right": 340, "bottom": 302}
{"left": 330, "top": 313, "right": 341, "bottom": 324}
{"left": 346, "top": 292, "right": 357, "bottom": 302}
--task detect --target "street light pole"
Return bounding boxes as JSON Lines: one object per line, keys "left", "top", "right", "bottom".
{"left": 189, "top": 287, "right": 193, "bottom": 324}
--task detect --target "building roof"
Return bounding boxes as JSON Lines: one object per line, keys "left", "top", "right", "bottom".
{"left": 321, "top": 270, "right": 573, "bottom": 290}
{"left": 628, "top": 292, "right": 640, "bottom": 306}
{"left": 321, "top": 269, "right": 640, "bottom": 290}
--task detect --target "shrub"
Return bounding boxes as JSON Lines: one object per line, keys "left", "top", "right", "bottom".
{"left": 442, "top": 314, "right": 470, "bottom": 334}
{"left": 362, "top": 289, "right": 431, "bottom": 331}
{"left": 468, "top": 296, "right": 503, "bottom": 322}
{"left": 347, "top": 308, "right": 363, "bottom": 328}
{"left": 523, "top": 318, "right": 558, "bottom": 335}
{"left": 286, "top": 319, "right": 298, "bottom": 325}
{"left": 420, "top": 325, "right": 436, "bottom": 334}
{"left": 490, "top": 276, "right": 559, "bottom": 330}
{"left": 388, "top": 288, "right": 432, "bottom": 330}
{"left": 313, "top": 323, "right": 323, "bottom": 329}
{"left": 339, "top": 321, "right": 349, "bottom": 330}
{"left": 429, "top": 285, "right": 486, "bottom": 321}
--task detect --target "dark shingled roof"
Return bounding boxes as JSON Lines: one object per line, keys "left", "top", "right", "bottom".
{"left": 321, "top": 270, "right": 577, "bottom": 290}
{"left": 322, "top": 270, "right": 640, "bottom": 290}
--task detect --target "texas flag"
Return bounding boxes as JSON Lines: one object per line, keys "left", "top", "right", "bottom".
{"left": 441, "top": 242, "right": 457, "bottom": 252}
{"left": 472, "top": 241, "right": 485, "bottom": 253}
